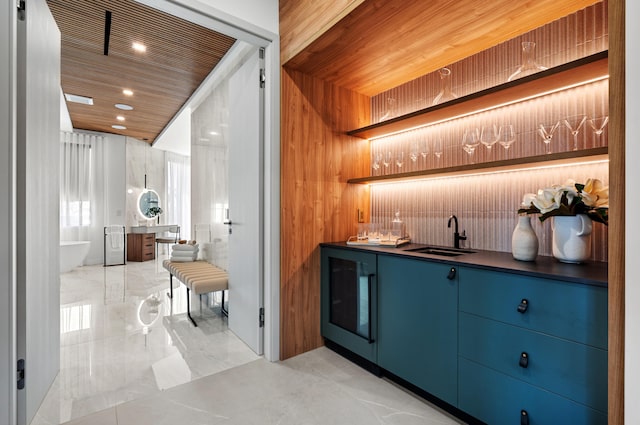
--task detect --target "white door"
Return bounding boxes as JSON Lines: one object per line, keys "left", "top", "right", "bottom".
{"left": 16, "top": 1, "right": 61, "bottom": 424}
{"left": 227, "top": 47, "right": 264, "bottom": 355}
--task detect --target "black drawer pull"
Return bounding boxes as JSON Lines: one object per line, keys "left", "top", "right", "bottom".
{"left": 519, "top": 352, "right": 529, "bottom": 368}
{"left": 447, "top": 267, "right": 456, "bottom": 280}
{"left": 521, "top": 410, "right": 529, "bottom": 425}
{"left": 517, "top": 299, "right": 529, "bottom": 313}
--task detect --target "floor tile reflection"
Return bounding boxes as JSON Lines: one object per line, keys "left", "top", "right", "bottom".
{"left": 32, "top": 256, "right": 259, "bottom": 425}
{"left": 61, "top": 347, "right": 465, "bottom": 425}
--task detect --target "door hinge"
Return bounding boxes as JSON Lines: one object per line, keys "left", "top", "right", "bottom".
{"left": 259, "top": 307, "right": 264, "bottom": 327}
{"left": 17, "top": 0, "right": 26, "bottom": 21}
{"left": 17, "top": 359, "right": 25, "bottom": 390}
{"left": 259, "top": 68, "right": 266, "bottom": 88}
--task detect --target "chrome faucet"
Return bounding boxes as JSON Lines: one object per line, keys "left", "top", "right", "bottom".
{"left": 447, "top": 214, "right": 467, "bottom": 249}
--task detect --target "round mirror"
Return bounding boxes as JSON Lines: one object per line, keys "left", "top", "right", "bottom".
{"left": 138, "top": 190, "right": 161, "bottom": 219}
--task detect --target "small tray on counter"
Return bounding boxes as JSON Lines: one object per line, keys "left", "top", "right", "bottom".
{"left": 346, "top": 236, "right": 411, "bottom": 247}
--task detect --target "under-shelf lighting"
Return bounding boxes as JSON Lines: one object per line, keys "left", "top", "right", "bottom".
{"left": 365, "top": 158, "right": 609, "bottom": 186}
{"left": 368, "top": 75, "right": 609, "bottom": 142}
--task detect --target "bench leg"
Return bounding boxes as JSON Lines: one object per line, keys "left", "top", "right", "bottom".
{"left": 186, "top": 287, "right": 198, "bottom": 327}
{"left": 221, "top": 290, "right": 228, "bottom": 317}
{"left": 167, "top": 274, "right": 174, "bottom": 299}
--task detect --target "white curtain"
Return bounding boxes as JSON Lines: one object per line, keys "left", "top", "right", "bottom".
{"left": 60, "top": 131, "right": 106, "bottom": 264}
{"left": 165, "top": 152, "right": 191, "bottom": 240}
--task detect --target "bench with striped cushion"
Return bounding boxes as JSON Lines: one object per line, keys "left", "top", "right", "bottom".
{"left": 163, "top": 259, "right": 228, "bottom": 326}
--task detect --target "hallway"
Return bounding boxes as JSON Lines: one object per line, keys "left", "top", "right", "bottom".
{"left": 30, "top": 257, "right": 462, "bottom": 425}
{"left": 32, "top": 257, "right": 259, "bottom": 424}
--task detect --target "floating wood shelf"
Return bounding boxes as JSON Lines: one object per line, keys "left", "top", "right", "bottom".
{"left": 348, "top": 52, "right": 609, "bottom": 140}
{"left": 347, "top": 147, "right": 608, "bottom": 184}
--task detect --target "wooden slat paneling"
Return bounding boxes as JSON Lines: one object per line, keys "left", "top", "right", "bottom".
{"left": 280, "top": 68, "right": 370, "bottom": 359}
{"left": 279, "top": 0, "right": 366, "bottom": 65}
{"left": 608, "top": 0, "right": 624, "bottom": 422}
{"left": 284, "top": 0, "right": 599, "bottom": 96}
{"left": 48, "top": 0, "right": 236, "bottom": 143}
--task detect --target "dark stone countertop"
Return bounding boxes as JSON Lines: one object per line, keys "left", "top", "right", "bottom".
{"left": 320, "top": 242, "right": 608, "bottom": 288}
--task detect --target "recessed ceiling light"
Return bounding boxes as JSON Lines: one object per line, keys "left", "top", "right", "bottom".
{"left": 111, "top": 125, "right": 126, "bottom": 130}
{"left": 116, "top": 116, "right": 125, "bottom": 121}
{"left": 122, "top": 89, "right": 134, "bottom": 96}
{"left": 64, "top": 93, "right": 93, "bottom": 105}
{"left": 132, "top": 42, "right": 146, "bottom": 52}
{"left": 209, "top": 131, "right": 219, "bottom": 136}
{"left": 115, "top": 103, "right": 133, "bottom": 110}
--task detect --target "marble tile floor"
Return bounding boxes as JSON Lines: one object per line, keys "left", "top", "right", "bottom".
{"left": 32, "top": 256, "right": 261, "bottom": 425}
{"left": 33, "top": 257, "right": 465, "bottom": 425}
{"left": 56, "top": 347, "right": 465, "bottom": 425}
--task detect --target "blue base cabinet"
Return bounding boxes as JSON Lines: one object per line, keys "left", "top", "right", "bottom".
{"left": 458, "top": 268, "right": 608, "bottom": 424}
{"left": 320, "top": 246, "right": 608, "bottom": 424}
{"left": 377, "top": 255, "right": 458, "bottom": 406}
{"left": 459, "top": 358, "right": 607, "bottom": 425}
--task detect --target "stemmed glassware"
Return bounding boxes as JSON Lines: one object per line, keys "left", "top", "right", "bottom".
{"left": 480, "top": 124, "right": 500, "bottom": 153}
{"left": 382, "top": 151, "right": 392, "bottom": 171}
{"left": 420, "top": 140, "right": 429, "bottom": 160}
{"left": 563, "top": 114, "right": 587, "bottom": 151}
{"left": 395, "top": 152, "right": 405, "bottom": 169}
{"left": 409, "top": 142, "right": 419, "bottom": 163}
{"left": 498, "top": 125, "right": 516, "bottom": 154}
{"left": 588, "top": 115, "right": 609, "bottom": 143}
{"left": 434, "top": 138, "right": 443, "bottom": 159}
{"left": 372, "top": 153, "right": 382, "bottom": 174}
{"left": 538, "top": 121, "right": 560, "bottom": 154}
{"left": 462, "top": 128, "right": 480, "bottom": 162}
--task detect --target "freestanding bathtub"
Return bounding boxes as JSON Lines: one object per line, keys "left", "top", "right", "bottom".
{"left": 60, "top": 241, "right": 91, "bottom": 273}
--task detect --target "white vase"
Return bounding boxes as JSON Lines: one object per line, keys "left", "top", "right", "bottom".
{"left": 512, "top": 215, "right": 539, "bottom": 261}
{"left": 551, "top": 214, "right": 593, "bottom": 263}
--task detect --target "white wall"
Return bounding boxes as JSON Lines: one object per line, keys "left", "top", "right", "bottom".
{"left": 126, "top": 138, "right": 166, "bottom": 229}
{"left": 0, "top": 2, "right": 17, "bottom": 425}
{"left": 193, "top": 0, "right": 278, "bottom": 35}
{"left": 626, "top": 0, "right": 639, "bottom": 422}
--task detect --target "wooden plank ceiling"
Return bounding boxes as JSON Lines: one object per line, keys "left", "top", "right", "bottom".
{"left": 48, "top": 0, "right": 236, "bottom": 143}
{"left": 283, "top": 0, "right": 599, "bottom": 96}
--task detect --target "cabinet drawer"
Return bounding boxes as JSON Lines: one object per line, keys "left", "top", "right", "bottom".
{"left": 459, "top": 358, "right": 606, "bottom": 425}
{"left": 459, "top": 268, "right": 607, "bottom": 349}
{"left": 459, "top": 312, "right": 607, "bottom": 412}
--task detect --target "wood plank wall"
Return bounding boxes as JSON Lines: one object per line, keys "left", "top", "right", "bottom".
{"left": 608, "top": 0, "right": 624, "bottom": 422}
{"left": 279, "top": 0, "right": 366, "bottom": 65}
{"left": 280, "top": 67, "right": 370, "bottom": 359}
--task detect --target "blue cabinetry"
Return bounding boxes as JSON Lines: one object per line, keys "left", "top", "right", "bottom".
{"left": 458, "top": 267, "right": 608, "bottom": 423}
{"left": 319, "top": 245, "right": 608, "bottom": 424}
{"left": 377, "top": 255, "right": 458, "bottom": 405}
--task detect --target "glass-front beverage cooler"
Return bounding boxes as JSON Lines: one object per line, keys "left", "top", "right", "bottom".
{"left": 321, "top": 246, "right": 377, "bottom": 364}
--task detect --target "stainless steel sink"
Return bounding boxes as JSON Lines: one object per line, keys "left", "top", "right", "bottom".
{"left": 404, "top": 246, "right": 477, "bottom": 257}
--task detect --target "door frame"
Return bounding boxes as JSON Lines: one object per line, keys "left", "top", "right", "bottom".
{"left": 138, "top": 0, "right": 281, "bottom": 361}
{"left": 0, "top": 2, "right": 17, "bottom": 424}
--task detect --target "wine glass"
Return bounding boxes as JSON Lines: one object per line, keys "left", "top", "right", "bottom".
{"left": 588, "top": 115, "right": 609, "bottom": 144}
{"left": 395, "top": 152, "right": 404, "bottom": 169}
{"left": 480, "top": 124, "right": 500, "bottom": 152}
{"left": 537, "top": 121, "right": 560, "bottom": 154}
{"left": 434, "top": 138, "right": 443, "bottom": 159}
{"left": 563, "top": 114, "right": 587, "bottom": 151}
{"left": 420, "top": 140, "right": 429, "bottom": 160}
{"left": 498, "top": 125, "right": 516, "bottom": 155}
{"left": 409, "top": 142, "right": 419, "bottom": 162}
{"left": 462, "top": 128, "right": 480, "bottom": 162}
{"left": 382, "top": 151, "right": 392, "bottom": 171}
{"left": 372, "top": 153, "right": 381, "bottom": 173}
